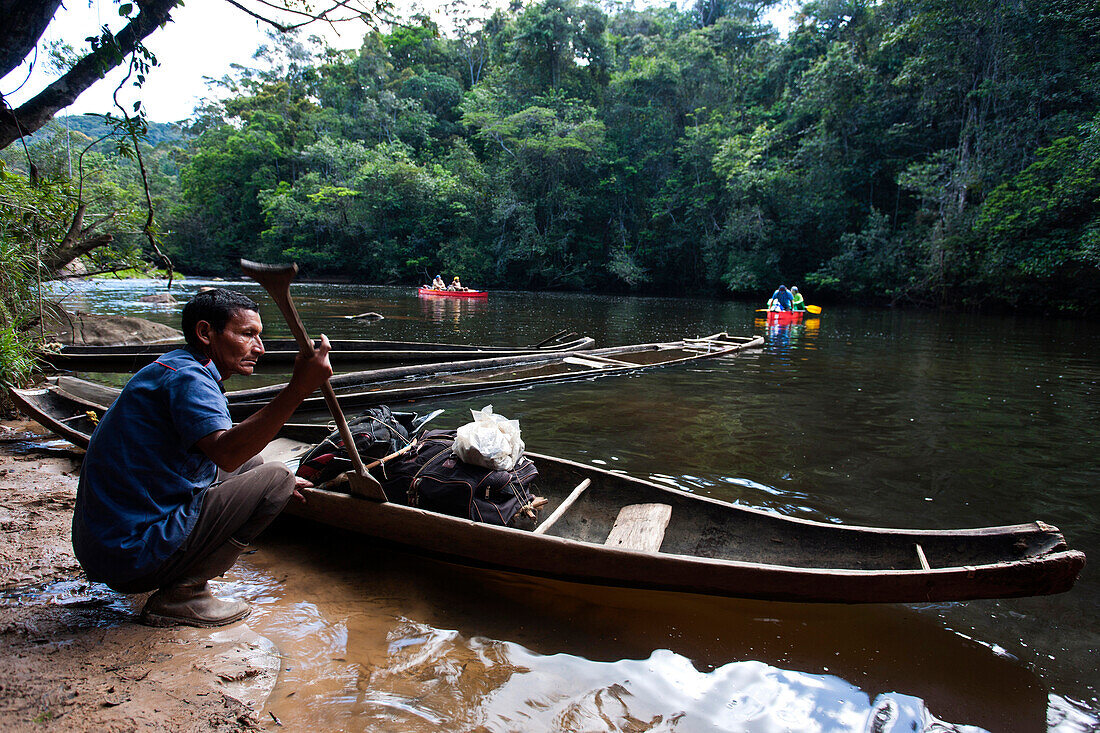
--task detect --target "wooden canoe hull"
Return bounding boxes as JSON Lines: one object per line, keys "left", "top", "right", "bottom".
{"left": 7, "top": 384, "right": 103, "bottom": 449}
{"left": 37, "top": 336, "right": 594, "bottom": 372}
{"left": 272, "top": 440, "right": 1086, "bottom": 603}
{"left": 221, "top": 334, "right": 764, "bottom": 418}
{"left": 46, "top": 334, "right": 764, "bottom": 420}
{"left": 285, "top": 486, "right": 1084, "bottom": 603}
{"left": 8, "top": 383, "right": 1087, "bottom": 604}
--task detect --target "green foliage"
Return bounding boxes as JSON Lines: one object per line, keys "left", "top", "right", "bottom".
{"left": 0, "top": 174, "right": 44, "bottom": 330}
{"left": 973, "top": 114, "right": 1100, "bottom": 307}
{"left": 255, "top": 138, "right": 491, "bottom": 283}
{"left": 807, "top": 209, "right": 922, "bottom": 302}
{"left": 0, "top": 115, "right": 174, "bottom": 387}
{"left": 0, "top": 326, "right": 37, "bottom": 391}
{"left": 502, "top": 0, "right": 610, "bottom": 99}
{"left": 0, "top": 167, "right": 55, "bottom": 390}
{"left": 94, "top": 267, "right": 173, "bottom": 279}
{"left": 143, "top": 0, "right": 1100, "bottom": 311}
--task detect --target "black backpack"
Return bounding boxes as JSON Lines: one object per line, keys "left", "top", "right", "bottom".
{"left": 378, "top": 429, "right": 540, "bottom": 528}
{"left": 296, "top": 406, "right": 417, "bottom": 486}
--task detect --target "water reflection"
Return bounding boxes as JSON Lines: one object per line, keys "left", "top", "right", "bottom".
{"left": 418, "top": 292, "right": 490, "bottom": 326}
{"left": 233, "top": 524, "right": 1043, "bottom": 732}
{"left": 754, "top": 315, "right": 822, "bottom": 356}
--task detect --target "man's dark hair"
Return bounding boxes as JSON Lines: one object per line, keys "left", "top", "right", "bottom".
{"left": 181, "top": 289, "right": 259, "bottom": 348}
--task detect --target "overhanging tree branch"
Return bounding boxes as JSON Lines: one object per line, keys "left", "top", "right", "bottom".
{"left": 0, "top": 0, "right": 63, "bottom": 80}
{"left": 0, "top": 0, "right": 391, "bottom": 150}
{"left": 223, "top": 0, "right": 392, "bottom": 32}
{"left": 0, "top": 0, "right": 179, "bottom": 150}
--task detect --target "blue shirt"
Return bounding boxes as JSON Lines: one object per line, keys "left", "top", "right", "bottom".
{"left": 770, "top": 289, "right": 793, "bottom": 309}
{"left": 72, "top": 348, "right": 233, "bottom": 585}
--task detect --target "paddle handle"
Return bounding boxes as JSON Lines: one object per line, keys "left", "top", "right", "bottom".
{"left": 240, "top": 259, "right": 369, "bottom": 479}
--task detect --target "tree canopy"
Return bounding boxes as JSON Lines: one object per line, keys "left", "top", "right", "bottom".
{"left": 0, "top": 0, "right": 386, "bottom": 149}
{"left": 3, "top": 0, "right": 1099, "bottom": 316}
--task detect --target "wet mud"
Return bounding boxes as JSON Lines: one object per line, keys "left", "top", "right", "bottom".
{"left": 0, "top": 419, "right": 276, "bottom": 731}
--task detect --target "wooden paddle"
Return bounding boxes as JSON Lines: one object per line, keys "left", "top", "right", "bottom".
{"left": 240, "top": 259, "right": 387, "bottom": 501}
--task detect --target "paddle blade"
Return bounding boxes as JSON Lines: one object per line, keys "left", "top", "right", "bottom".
{"left": 240, "top": 259, "right": 298, "bottom": 295}
{"left": 345, "top": 469, "right": 387, "bottom": 501}
{"left": 806, "top": 304, "right": 823, "bottom": 314}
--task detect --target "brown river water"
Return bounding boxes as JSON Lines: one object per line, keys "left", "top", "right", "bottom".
{"left": 46, "top": 278, "right": 1099, "bottom": 731}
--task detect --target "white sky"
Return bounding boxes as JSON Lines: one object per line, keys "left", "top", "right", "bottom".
{"left": 2, "top": 0, "right": 797, "bottom": 124}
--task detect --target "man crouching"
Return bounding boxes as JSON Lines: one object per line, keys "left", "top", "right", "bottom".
{"left": 72, "top": 289, "right": 332, "bottom": 627}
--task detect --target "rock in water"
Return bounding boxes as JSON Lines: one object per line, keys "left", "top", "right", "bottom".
{"left": 44, "top": 309, "right": 183, "bottom": 345}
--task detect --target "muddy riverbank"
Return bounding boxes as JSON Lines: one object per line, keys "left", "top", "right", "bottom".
{"left": 0, "top": 418, "right": 277, "bottom": 732}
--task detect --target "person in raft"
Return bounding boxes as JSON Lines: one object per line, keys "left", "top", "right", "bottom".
{"left": 72, "top": 289, "right": 333, "bottom": 627}
{"left": 790, "top": 286, "right": 806, "bottom": 311}
{"left": 431, "top": 274, "right": 446, "bottom": 290}
{"left": 448, "top": 276, "right": 467, "bottom": 291}
{"left": 768, "top": 284, "right": 794, "bottom": 311}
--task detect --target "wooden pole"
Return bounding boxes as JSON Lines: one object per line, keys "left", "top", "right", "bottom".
{"left": 240, "top": 259, "right": 386, "bottom": 501}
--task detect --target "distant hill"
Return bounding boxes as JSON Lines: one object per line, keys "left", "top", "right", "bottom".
{"left": 27, "top": 116, "right": 189, "bottom": 148}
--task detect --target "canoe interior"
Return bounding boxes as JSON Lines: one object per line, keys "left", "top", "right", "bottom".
{"left": 520, "top": 454, "right": 1072, "bottom": 573}
{"left": 323, "top": 348, "right": 710, "bottom": 395}
{"left": 267, "top": 432, "right": 1075, "bottom": 575}
{"left": 7, "top": 386, "right": 103, "bottom": 447}
{"left": 44, "top": 337, "right": 592, "bottom": 355}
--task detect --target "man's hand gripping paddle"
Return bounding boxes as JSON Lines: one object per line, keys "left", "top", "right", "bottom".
{"left": 240, "top": 259, "right": 387, "bottom": 501}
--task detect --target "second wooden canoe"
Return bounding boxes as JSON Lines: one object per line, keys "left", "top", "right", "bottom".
{"left": 49, "top": 333, "right": 764, "bottom": 419}
{"left": 38, "top": 335, "right": 595, "bottom": 372}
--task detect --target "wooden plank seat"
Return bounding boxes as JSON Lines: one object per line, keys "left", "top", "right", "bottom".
{"left": 571, "top": 353, "right": 639, "bottom": 367}
{"left": 562, "top": 356, "right": 621, "bottom": 369}
{"left": 604, "top": 503, "right": 672, "bottom": 553}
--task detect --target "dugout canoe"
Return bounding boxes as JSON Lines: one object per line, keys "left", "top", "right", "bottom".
{"left": 224, "top": 333, "right": 763, "bottom": 418}
{"left": 46, "top": 333, "right": 763, "bottom": 419}
{"left": 417, "top": 287, "right": 488, "bottom": 298}
{"left": 7, "top": 383, "right": 1087, "bottom": 604}
{"left": 37, "top": 334, "right": 594, "bottom": 372}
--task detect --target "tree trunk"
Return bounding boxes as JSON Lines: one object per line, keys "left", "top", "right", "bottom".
{"left": 0, "top": 0, "right": 63, "bottom": 80}
{"left": 0, "top": 0, "right": 180, "bottom": 151}
{"left": 40, "top": 203, "right": 115, "bottom": 274}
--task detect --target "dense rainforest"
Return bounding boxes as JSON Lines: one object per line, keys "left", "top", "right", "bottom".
{"left": 3, "top": 0, "right": 1099, "bottom": 326}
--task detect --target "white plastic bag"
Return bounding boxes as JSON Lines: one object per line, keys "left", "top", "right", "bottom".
{"left": 453, "top": 405, "right": 524, "bottom": 471}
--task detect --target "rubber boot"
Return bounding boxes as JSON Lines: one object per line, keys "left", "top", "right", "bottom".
{"left": 140, "top": 582, "right": 250, "bottom": 628}
{"left": 140, "top": 540, "right": 250, "bottom": 628}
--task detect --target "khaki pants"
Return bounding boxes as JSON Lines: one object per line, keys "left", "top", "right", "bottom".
{"left": 113, "top": 457, "right": 294, "bottom": 593}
